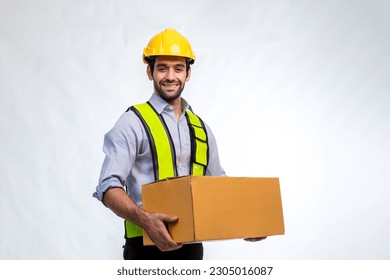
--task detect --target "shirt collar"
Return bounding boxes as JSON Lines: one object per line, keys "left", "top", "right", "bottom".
{"left": 148, "top": 93, "right": 190, "bottom": 114}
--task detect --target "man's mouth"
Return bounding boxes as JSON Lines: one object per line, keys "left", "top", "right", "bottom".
{"left": 162, "top": 83, "right": 179, "bottom": 87}
{"left": 161, "top": 82, "right": 180, "bottom": 91}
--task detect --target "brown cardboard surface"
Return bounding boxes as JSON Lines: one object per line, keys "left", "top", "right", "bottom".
{"left": 142, "top": 176, "right": 284, "bottom": 245}
{"left": 141, "top": 177, "right": 195, "bottom": 243}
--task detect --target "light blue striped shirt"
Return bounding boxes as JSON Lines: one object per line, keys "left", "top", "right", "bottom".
{"left": 93, "top": 94, "right": 225, "bottom": 206}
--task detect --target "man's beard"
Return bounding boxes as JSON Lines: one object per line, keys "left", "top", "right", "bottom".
{"left": 153, "top": 79, "right": 185, "bottom": 103}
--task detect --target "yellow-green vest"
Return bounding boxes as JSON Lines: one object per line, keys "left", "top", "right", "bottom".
{"left": 125, "top": 102, "right": 209, "bottom": 238}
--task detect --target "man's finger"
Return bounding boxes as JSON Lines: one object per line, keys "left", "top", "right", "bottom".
{"left": 244, "top": 237, "right": 267, "bottom": 242}
{"left": 159, "top": 214, "right": 179, "bottom": 224}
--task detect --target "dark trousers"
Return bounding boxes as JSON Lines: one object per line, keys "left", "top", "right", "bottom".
{"left": 123, "top": 237, "right": 203, "bottom": 260}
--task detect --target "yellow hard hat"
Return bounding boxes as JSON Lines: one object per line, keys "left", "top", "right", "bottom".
{"left": 143, "top": 28, "right": 196, "bottom": 64}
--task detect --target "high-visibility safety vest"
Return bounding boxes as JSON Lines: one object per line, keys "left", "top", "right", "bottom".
{"left": 125, "top": 101, "right": 209, "bottom": 238}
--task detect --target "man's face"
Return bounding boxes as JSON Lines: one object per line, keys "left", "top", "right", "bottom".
{"left": 147, "top": 56, "right": 191, "bottom": 103}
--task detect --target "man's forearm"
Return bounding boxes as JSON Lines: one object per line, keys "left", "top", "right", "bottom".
{"left": 102, "top": 187, "right": 149, "bottom": 227}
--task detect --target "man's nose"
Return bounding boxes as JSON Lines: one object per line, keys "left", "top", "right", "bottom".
{"left": 165, "top": 68, "right": 175, "bottom": 80}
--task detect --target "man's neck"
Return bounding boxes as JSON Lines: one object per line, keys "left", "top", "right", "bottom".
{"left": 169, "top": 97, "right": 182, "bottom": 120}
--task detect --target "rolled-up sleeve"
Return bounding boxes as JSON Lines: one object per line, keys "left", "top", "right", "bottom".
{"left": 93, "top": 113, "right": 137, "bottom": 202}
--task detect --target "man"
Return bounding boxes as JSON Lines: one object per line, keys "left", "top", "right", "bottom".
{"left": 93, "top": 28, "right": 225, "bottom": 259}
{"left": 94, "top": 28, "right": 264, "bottom": 260}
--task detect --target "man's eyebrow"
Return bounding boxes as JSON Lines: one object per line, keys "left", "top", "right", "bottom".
{"left": 155, "top": 63, "right": 167, "bottom": 68}
{"left": 155, "top": 63, "right": 185, "bottom": 68}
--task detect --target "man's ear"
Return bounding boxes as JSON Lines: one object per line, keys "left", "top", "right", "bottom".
{"left": 146, "top": 65, "right": 153, "bottom": 81}
{"left": 186, "top": 67, "right": 191, "bottom": 82}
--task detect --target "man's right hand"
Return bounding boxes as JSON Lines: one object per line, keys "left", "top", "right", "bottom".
{"left": 142, "top": 212, "right": 182, "bottom": 252}
{"left": 103, "top": 187, "right": 182, "bottom": 252}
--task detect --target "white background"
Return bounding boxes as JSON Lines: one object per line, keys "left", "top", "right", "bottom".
{"left": 1, "top": 0, "right": 389, "bottom": 259}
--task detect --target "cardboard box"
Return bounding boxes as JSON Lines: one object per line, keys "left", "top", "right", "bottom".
{"left": 142, "top": 176, "right": 284, "bottom": 245}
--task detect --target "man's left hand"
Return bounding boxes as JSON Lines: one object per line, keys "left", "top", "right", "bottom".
{"left": 244, "top": 237, "right": 267, "bottom": 242}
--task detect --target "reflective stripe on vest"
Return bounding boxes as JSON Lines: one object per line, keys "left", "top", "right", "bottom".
{"left": 185, "top": 109, "right": 209, "bottom": 176}
{"left": 131, "top": 102, "right": 177, "bottom": 181}
{"left": 125, "top": 102, "right": 209, "bottom": 238}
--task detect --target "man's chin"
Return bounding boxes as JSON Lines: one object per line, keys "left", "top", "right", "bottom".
{"left": 156, "top": 89, "right": 183, "bottom": 102}
{"left": 157, "top": 92, "right": 178, "bottom": 102}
